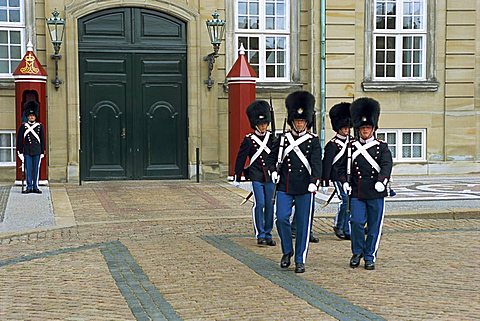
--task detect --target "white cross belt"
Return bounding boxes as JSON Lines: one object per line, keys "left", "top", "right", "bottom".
{"left": 24, "top": 123, "right": 41, "bottom": 143}
{"left": 283, "top": 132, "right": 312, "bottom": 174}
{"left": 352, "top": 140, "right": 381, "bottom": 172}
{"left": 246, "top": 131, "right": 271, "bottom": 168}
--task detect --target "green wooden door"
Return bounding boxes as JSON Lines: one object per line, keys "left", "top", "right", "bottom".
{"left": 79, "top": 8, "right": 188, "bottom": 180}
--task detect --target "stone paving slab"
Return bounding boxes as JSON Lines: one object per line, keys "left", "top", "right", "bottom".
{"left": 0, "top": 179, "right": 479, "bottom": 320}
{"left": 1, "top": 216, "right": 479, "bottom": 320}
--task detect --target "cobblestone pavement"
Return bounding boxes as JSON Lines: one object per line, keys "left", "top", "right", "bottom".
{"left": 0, "top": 180, "right": 479, "bottom": 320}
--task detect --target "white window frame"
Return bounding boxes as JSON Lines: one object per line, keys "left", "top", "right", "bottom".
{"left": 373, "top": 0, "right": 427, "bottom": 81}
{"left": 377, "top": 128, "right": 426, "bottom": 162}
{"left": 234, "top": 0, "right": 291, "bottom": 82}
{"left": 0, "top": 130, "right": 16, "bottom": 166}
{"left": 0, "top": 0, "right": 25, "bottom": 77}
{"left": 363, "top": 0, "right": 438, "bottom": 91}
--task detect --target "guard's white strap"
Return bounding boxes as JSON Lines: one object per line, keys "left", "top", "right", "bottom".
{"left": 24, "top": 123, "right": 41, "bottom": 143}
{"left": 352, "top": 140, "right": 381, "bottom": 172}
{"left": 332, "top": 139, "right": 347, "bottom": 165}
{"left": 283, "top": 132, "right": 312, "bottom": 174}
{"left": 247, "top": 132, "right": 271, "bottom": 168}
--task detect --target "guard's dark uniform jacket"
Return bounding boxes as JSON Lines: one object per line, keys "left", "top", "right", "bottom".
{"left": 268, "top": 130, "right": 322, "bottom": 194}
{"left": 321, "top": 134, "right": 352, "bottom": 186}
{"left": 17, "top": 121, "right": 45, "bottom": 156}
{"left": 234, "top": 131, "right": 276, "bottom": 183}
{"left": 338, "top": 137, "right": 393, "bottom": 199}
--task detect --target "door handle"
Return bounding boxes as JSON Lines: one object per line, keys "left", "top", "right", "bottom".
{"left": 121, "top": 128, "right": 126, "bottom": 139}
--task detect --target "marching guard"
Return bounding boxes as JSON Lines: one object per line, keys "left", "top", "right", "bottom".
{"left": 16, "top": 101, "right": 45, "bottom": 194}
{"left": 268, "top": 91, "right": 322, "bottom": 273}
{"left": 233, "top": 100, "right": 277, "bottom": 246}
{"left": 338, "top": 98, "right": 393, "bottom": 270}
{"left": 321, "top": 102, "right": 352, "bottom": 240}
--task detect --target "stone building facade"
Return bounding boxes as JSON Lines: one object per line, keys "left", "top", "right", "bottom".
{"left": 0, "top": 0, "right": 478, "bottom": 182}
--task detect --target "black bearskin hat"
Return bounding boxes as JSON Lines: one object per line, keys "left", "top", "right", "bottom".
{"left": 285, "top": 91, "right": 315, "bottom": 128}
{"left": 246, "top": 100, "right": 271, "bottom": 130}
{"left": 329, "top": 102, "right": 351, "bottom": 131}
{"left": 350, "top": 97, "right": 380, "bottom": 129}
{"left": 24, "top": 101, "right": 39, "bottom": 118}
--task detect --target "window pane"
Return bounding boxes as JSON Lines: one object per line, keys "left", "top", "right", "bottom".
{"left": 414, "top": 2, "right": 422, "bottom": 15}
{"left": 413, "top": 50, "right": 421, "bottom": 63}
{"left": 402, "top": 64, "right": 411, "bottom": 77}
{"left": 10, "top": 31, "right": 20, "bottom": 44}
{"left": 249, "top": 3, "right": 259, "bottom": 15}
{"left": 404, "top": 2, "right": 412, "bottom": 15}
{"left": 386, "top": 65, "right": 395, "bottom": 77}
{"left": 414, "top": 37, "right": 422, "bottom": 49}
{"left": 249, "top": 37, "right": 259, "bottom": 49}
{"left": 387, "top": 133, "right": 396, "bottom": 145}
{"left": 238, "top": 37, "right": 247, "bottom": 48}
{"left": 377, "top": 133, "right": 385, "bottom": 141}
{"left": 376, "top": 36, "right": 385, "bottom": 49}
{"left": 402, "top": 146, "right": 411, "bottom": 158}
{"left": 387, "top": 37, "right": 395, "bottom": 49}
{"left": 403, "top": 37, "right": 412, "bottom": 49}
{"left": 0, "top": 0, "right": 7, "bottom": 6}
{"left": 277, "top": 3, "right": 285, "bottom": 15}
{"left": 403, "top": 17, "right": 412, "bottom": 29}
{"left": 376, "top": 51, "right": 385, "bottom": 63}
{"left": 277, "top": 37, "right": 285, "bottom": 49}
{"left": 0, "top": 149, "right": 11, "bottom": 162}
{"left": 0, "top": 60, "right": 8, "bottom": 73}
{"left": 389, "top": 146, "right": 396, "bottom": 158}
{"left": 249, "top": 51, "right": 259, "bottom": 64}
{"left": 277, "top": 51, "right": 285, "bottom": 63}
{"left": 9, "top": 10, "right": 20, "bottom": 23}
{"left": 266, "top": 65, "right": 275, "bottom": 77}
{"left": 376, "top": 3, "right": 385, "bottom": 15}
{"left": 277, "top": 65, "right": 285, "bottom": 77}
{"left": 413, "top": 17, "right": 422, "bottom": 29}
{"left": 387, "top": 17, "right": 395, "bottom": 29}
{"left": 276, "top": 17, "right": 285, "bottom": 29}
{"left": 10, "top": 46, "right": 21, "bottom": 59}
{"left": 386, "top": 51, "right": 395, "bottom": 63}
{"left": 413, "top": 64, "right": 420, "bottom": 76}
{"left": 376, "top": 17, "right": 385, "bottom": 29}
{"left": 387, "top": 2, "right": 396, "bottom": 15}
{"left": 0, "top": 46, "right": 7, "bottom": 58}
{"left": 9, "top": 0, "right": 20, "bottom": 6}
{"left": 10, "top": 59, "right": 19, "bottom": 71}
{"left": 266, "top": 17, "right": 274, "bottom": 29}
{"left": 238, "top": 16, "right": 248, "bottom": 29}
{"left": 0, "top": 11, "right": 6, "bottom": 22}
{"left": 0, "top": 134, "right": 10, "bottom": 147}
{"left": 402, "top": 133, "right": 412, "bottom": 144}
{"left": 238, "top": 2, "right": 247, "bottom": 15}
{"left": 265, "top": 37, "right": 274, "bottom": 49}
{"left": 413, "top": 132, "right": 422, "bottom": 144}
{"left": 249, "top": 17, "right": 258, "bottom": 29}
{"left": 266, "top": 3, "right": 274, "bottom": 15}
{"left": 376, "top": 65, "right": 384, "bottom": 77}
{"left": 413, "top": 146, "right": 422, "bottom": 157}
{"left": 266, "top": 50, "right": 275, "bottom": 63}
{"left": 403, "top": 51, "right": 411, "bottom": 63}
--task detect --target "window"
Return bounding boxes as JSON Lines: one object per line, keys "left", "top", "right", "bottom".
{"left": 235, "top": 0, "right": 290, "bottom": 82}
{"left": 373, "top": 0, "right": 426, "bottom": 80}
{"left": 0, "top": 0, "right": 24, "bottom": 76}
{"left": 363, "top": 0, "right": 438, "bottom": 91}
{"left": 377, "top": 129, "right": 426, "bottom": 162}
{"left": 0, "top": 131, "right": 16, "bottom": 165}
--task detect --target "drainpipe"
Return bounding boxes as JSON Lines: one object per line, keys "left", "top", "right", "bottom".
{"left": 320, "top": 0, "right": 326, "bottom": 150}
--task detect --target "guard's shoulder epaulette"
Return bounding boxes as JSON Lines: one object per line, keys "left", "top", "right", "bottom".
{"left": 309, "top": 132, "right": 318, "bottom": 138}
{"left": 246, "top": 133, "right": 253, "bottom": 138}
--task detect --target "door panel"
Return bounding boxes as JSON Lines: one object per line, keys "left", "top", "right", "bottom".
{"left": 135, "top": 54, "right": 187, "bottom": 179}
{"left": 80, "top": 54, "right": 130, "bottom": 179}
